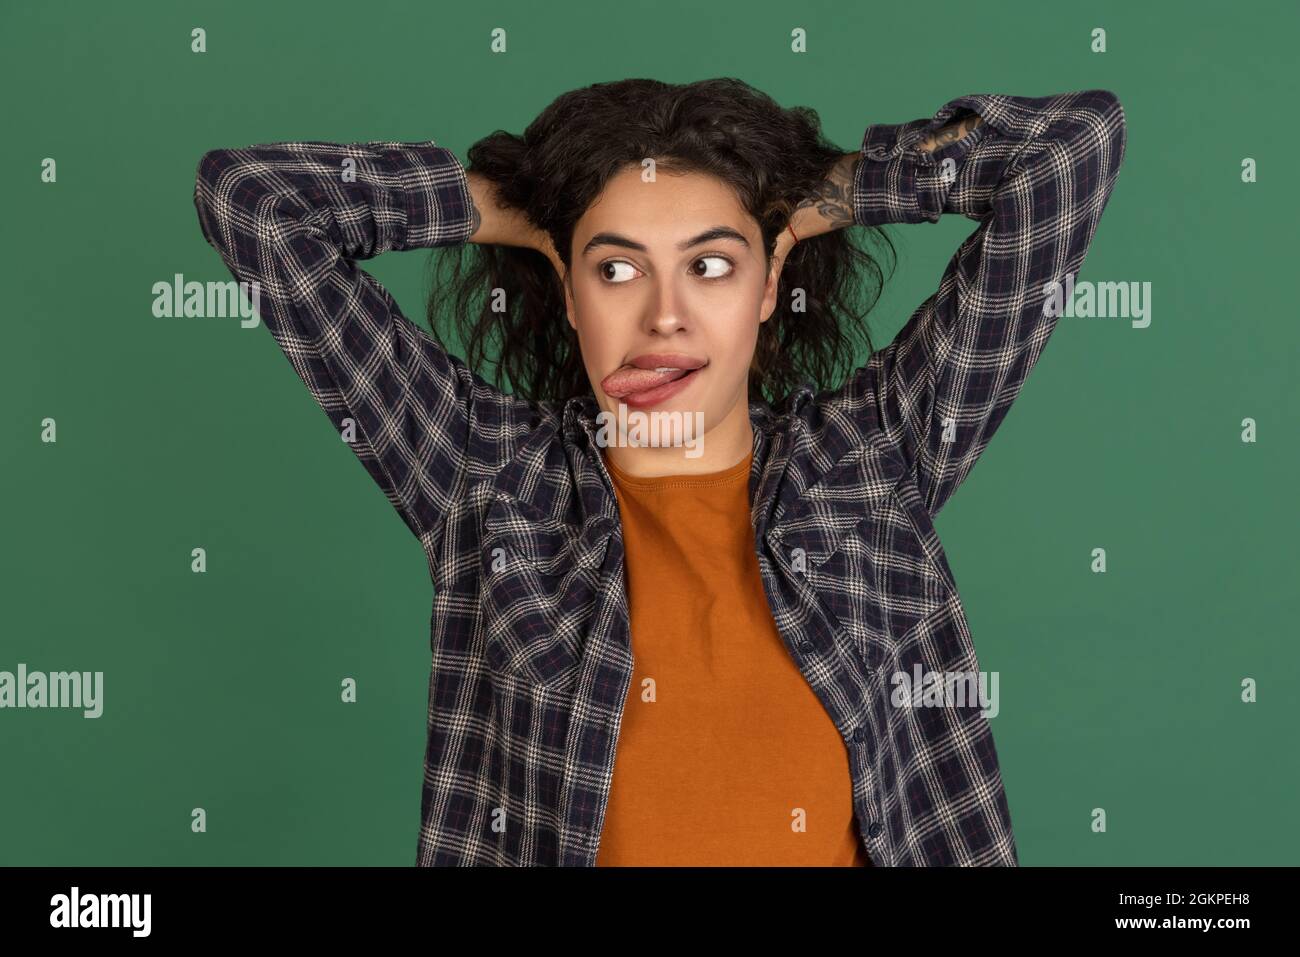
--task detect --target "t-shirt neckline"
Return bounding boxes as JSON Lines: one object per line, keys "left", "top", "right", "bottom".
{"left": 603, "top": 449, "right": 753, "bottom": 491}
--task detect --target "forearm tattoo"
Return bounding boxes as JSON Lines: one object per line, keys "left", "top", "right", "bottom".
{"left": 916, "top": 111, "right": 983, "bottom": 155}
{"left": 788, "top": 111, "right": 984, "bottom": 235}
{"left": 793, "top": 151, "right": 860, "bottom": 230}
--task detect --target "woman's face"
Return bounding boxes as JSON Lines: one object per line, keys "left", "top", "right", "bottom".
{"left": 563, "top": 165, "right": 780, "bottom": 452}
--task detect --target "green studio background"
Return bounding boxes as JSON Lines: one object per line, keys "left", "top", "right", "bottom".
{"left": 2, "top": 0, "right": 1296, "bottom": 865}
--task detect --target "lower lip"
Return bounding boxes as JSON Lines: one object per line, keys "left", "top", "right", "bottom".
{"left": 617, "top": 367, "right": 703, "bottom": 409}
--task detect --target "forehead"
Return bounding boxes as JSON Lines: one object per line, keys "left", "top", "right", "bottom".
{"left": 576, "top": 165, "right": 754, "bottom": 239}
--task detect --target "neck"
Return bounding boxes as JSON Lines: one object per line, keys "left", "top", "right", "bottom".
{"left": 600, "top": 391, "right": 753, "bottom": 478}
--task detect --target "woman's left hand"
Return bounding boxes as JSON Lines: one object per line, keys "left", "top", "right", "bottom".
{"left": 770, "top": 151, "right": 861, "bottom": 279}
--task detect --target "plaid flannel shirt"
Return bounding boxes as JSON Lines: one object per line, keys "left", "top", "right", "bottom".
{"left": 193, "top": 88, "right": 1127, "bottom": 866}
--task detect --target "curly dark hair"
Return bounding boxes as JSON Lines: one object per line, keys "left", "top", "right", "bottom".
{"left": 425, "top": 77, "right": 896, "bottom": 407}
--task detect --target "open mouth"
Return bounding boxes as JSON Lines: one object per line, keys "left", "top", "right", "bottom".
{"left": 600, "top": 363, "right": 706, "bottom": 408}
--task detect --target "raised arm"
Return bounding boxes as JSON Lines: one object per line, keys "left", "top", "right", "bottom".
{"left": 810, "top": 89, "right": 1127, "bottom": 518}
{"left": 192, "top": 140, "right": 541, "bottom": 550}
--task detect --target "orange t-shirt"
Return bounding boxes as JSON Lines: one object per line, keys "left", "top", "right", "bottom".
{"left": 595, "top": 448, "right": 870, "bottom": 867}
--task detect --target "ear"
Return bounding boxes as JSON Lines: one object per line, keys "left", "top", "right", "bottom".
{"left": 563, "top": 270, "right": 577, "bottom": 331}
{"left": 759, "top": 251, "right": 785, "bottom": 325}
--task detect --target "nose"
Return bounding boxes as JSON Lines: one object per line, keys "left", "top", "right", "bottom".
{"left": 642, "top": 271, "right": 688, "bottom": 337}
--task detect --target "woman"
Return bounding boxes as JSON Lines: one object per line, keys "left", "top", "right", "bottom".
{"left": 193, "top": 78, "right": 1126, "bottom": 866}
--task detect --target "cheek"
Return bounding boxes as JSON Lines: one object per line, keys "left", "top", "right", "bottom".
{"left": 569, "top": 304, "right": 622, "bottom": 385}
{"left": 698, "top": 312, "right": 761, "bottom": 400}
{"left": 715, "top": 297, "right": 763, "bottom": 356}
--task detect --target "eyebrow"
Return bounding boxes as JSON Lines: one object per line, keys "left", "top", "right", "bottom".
{"left": 581, "top": 226, "right": 750, "bottom": 256}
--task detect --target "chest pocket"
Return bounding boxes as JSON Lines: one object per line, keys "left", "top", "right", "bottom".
{"left": 480, "top": 495, "right": 615, "bottom": 688}
{"left": 765, "top": 437, "right": 952, "bottom": 664}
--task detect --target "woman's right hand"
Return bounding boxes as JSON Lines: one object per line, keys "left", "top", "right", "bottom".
{"left": 534, "top": 231, "right": 565, "bottom": 281}
{"left": 466, "top": 170, "right": 565, "bottom": 281}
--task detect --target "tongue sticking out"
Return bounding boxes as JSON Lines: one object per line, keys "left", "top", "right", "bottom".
{"left": 601, "top": 364, "right": 692, "bottom": 399}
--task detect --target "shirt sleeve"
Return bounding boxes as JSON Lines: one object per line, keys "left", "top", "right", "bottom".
{"left": 827, "top": 89, "right": 1128, "bottom": 518}
{"left": 192, "top": 140, "right": 538, "bottom": 549}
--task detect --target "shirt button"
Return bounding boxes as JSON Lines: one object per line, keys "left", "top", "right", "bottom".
{"left": 867, "top": 821, "right": 883, "bottom": 838}
{"left": 798, "top": 640, "right": 816, "bottom": 654}
{"left": 851, "top": 727, "right": 865, "bottom": 743}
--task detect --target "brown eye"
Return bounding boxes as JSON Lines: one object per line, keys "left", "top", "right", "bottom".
{"left": 693, "top": 255, "right": 734, "bottom": 279}
{"left": 600, "top": 261, "right": 637, "bottom": 283}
